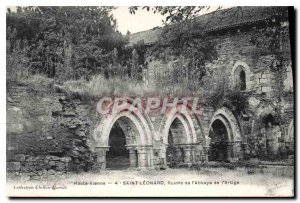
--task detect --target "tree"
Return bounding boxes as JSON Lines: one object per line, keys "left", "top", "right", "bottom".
{"left": 6, "top": 6, "right": 126, "bottom": 80}
{"left": 129, "top": 6, "right": 222, "bottom": 24}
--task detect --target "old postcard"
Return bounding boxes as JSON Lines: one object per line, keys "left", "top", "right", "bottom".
{"left": 6, "top": 6, "right": 295, "bottom": 197}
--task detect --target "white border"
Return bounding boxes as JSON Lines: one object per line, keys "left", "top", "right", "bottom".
{"left": 0, "top": 0, "right": 298, "bottom": 202}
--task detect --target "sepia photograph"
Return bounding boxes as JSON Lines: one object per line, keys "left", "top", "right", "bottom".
{"left": 5, "top": 4, "right": 295, "bottom": 197}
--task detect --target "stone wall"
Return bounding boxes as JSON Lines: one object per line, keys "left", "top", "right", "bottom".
{"left": 7, "top": 85, "right": 99, "bottom": 180}
{"left": 142, "top": 18, "right": 293, "bottom": 160}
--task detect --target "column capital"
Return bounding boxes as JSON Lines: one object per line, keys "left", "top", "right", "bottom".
{"left": 135, "top": 145, "right": 152, "bottom": 151}
{"left": 179, "top": 144, "right": 193, "bottom": 150}
{"left": 183, "top": 147, "right": 192, "bottom": 151}
{"left": 205, "top": 136, "right": 211, "bottom": 147}
{"left": 125, "top": 145, "right": 137, "bottom": 150}
{"left": 225, "top": 142, "right": 234, "bottom": 146}
{"left": 136, "top": 148, "right": 147, "bottom": 154}
{"left": 95, "top": 146, "right": 110, "bottom": 153}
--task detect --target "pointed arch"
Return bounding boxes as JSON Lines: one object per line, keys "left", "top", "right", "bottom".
{"left": 231, "top": 61, "right": 253, "bottom": 91}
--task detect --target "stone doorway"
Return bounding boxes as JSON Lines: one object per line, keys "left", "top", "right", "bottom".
{"left": 208, "top": 119, "right": 232, "bottom": 161}
{"left": 263, "top": 114, "right": 280, "bottom": 159}
{"left": 166, "top": 117, "right": 186, "bottom": 167}
{"left": 106, "top": 123, "right": 130, "bottom": 170}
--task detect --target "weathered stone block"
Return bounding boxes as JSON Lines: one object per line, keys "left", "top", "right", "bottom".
{"left": 7, "top": 143, "right": 18, "bottom": 151}
{"left": 49, "top": 161, "right": 56, "bottom": 166}
{"left": 259, "top": 78, "right": 269, "bottom": 84}
{"left": 48, "top": 169, "right": 55, "bottom": 175}
{"left": 7, "top": 162, "right": 21, "bottom": 171}
{"left": 14, "top": 154, "right": 26, "bottom": 162}
{"left": 261, "top": 86, "right": 272, "bottom": 92}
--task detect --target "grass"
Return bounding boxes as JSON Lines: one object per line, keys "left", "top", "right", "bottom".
{"left": 60, "top": 74, "right": 154, "bottom": 97}
{"left": 7, "top": 71, "right": 54, "bottom": 91}
{"left": 59, "top": 74, "right": 201, "bottom": 98}
{"left": 7, "top": 70, "right": 205, "bottom": 99}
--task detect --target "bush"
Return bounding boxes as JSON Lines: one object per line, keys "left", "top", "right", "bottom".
{"left": 60, "top": 74, "right": 155, "bottom": 97}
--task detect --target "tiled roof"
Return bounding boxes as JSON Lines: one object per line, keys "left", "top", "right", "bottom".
{"left": 128, "top": 6, "right": 289, "bottom": 46}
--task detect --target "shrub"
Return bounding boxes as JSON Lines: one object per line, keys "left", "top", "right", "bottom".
{"left": 60, "top": 74, "right": 155, "bottom": 97}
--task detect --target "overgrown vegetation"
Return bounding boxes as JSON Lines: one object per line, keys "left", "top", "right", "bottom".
{"left": 6, "top": 6, "right": 220, "bottom": 98}
{"left": 144, "top": 17, "right": 218, "bottom": 94}
{"left": 6, "top": 6, "right": 289, "bottom": 104}
{"left": 59, "top": 74, "right": 153, "bottom": 97}
{"left": 6, "top": 6, "right": 142, "bottom": 83}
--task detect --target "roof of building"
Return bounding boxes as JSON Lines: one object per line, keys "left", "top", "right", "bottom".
{"left": 128, "top": 6, "right": 289, "bottom": 46}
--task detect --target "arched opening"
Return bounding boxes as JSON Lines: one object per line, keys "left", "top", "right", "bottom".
{"left": 166, "top": 117, "right": 187, "bottom": 167}
{"left": 106, "top": 116, "right": 139, "bottom": 170}
{"left": 263, "top": 114, "right": 280, "bottom": 159}
{"left": 232, "top": 62, "right": 253, "bottom": 91}
{"left": 239, "top": 70, "right": 246, "bottom": 90}
{"left": 208, "top": 119, "right": 231, "bottom": 161}
{"left": 93, "top": 101, "right": 155, "bottom": 170}
{"left": 234, "top": 66, "right": 247, "bottom": 91}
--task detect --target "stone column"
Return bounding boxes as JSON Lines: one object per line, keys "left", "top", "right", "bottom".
{"left": 203, "top": 146, "right": 210, "bottom": 162}
{"left": 190, "top": 145, "right": 196, "bottom": 164}
{"left": 175, "top": 147, "right": 183, "bottom": 163}
{"left": 183, "top": 146, "right": 192, "bottom": 165}
{"left": 226, "top": 142, "right": 234, "bottom": 162}
{"left": 204, "top": 136, "right": 211, "bottom": 162}
{"left": 241, "top": 142, "right": 248, "bottom": 160}
{"left": 94, "top": 147, "right": 109, "bottom": 171}
{"left": 234, "top": 141, "right": 243, "bottom": 160}
{"left": 126, "top": 146, "right": 137, "bottom": 169}
{"left": 160, "top": 144, "right": 168, "bottom": 169}
{"left": 146, "top": 147, "right": 154, "bottom": 169}
{"left": 136, "top": 147, "right": 147, "bottom": 169}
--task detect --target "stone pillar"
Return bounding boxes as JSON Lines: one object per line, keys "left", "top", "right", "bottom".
{"left": 190, "top": 145, "right": 196, "bottom": 164}
{"left": 204, "top": 136, "right": 211, "bottom": 162}
{"left": 175, "top": 147, "right": 183, "bottom": 163}
{"left": 241, "top": 142, "right": 248, "bottom": 160}
{"left": 126, "top": 146, "right": 137, "bottom": 169}
{"left": 183, "top": 146, "right": 192, "bottom": 165}
{"left": 137, "top": 147, "right": 147, "bottom": 169}
{"left": 94, "top": 147, "right": 109, "bottom": 171}
{"left": 234, "top": 141, "right": 243, "bottom": 160}
{"left": 146, "top": 147, "right": 154, "bottom": 169}
{"left": 226, "top": 142, "right": 234, "bottom": 162}
{"left": 203, "top": 146, "right": 210, "bottom": 162}
{"left": 161, "top": 144, "right": 168, "bottom": 168}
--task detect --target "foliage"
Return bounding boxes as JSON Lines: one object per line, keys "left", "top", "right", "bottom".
{"left": 128, "top": 6, "right": 220, "bottom": 91}
{"left": 129, "top": 6, "right": 222, "bottom": 24}
{"left": 59, "top": 74, "right": 154, "bottom": 98}
{"left": 249, "top": 9, "right": 290, "bottom": 104}
{"left": 6, "top": 36, "right": 30, "bottom": 89}
{"left": 143, "top": 18, "right": 218, "bottom": 95}
{"left": 202, "top": 68, "right": 249, "bottom": 114}
{"left": 7, "top": 6, "right": 126, "bottom": 80}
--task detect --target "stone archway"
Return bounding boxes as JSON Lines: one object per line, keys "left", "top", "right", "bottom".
{"left": 231, "top": 61, "right": 253, "bottom": 91}
{"left": 106, "top": 116, "right": 139, "bottom": 170}
{"left": 166, "top": 115, "right": 190, "bottom": 167}
{"left": 208, "top": 107, "right": 243, "bottom": 161}
{"left": 93, "top": 100, "right": 155, "bottom": 170}
{"left": 250, "top": 103, "right": 281, "bottom": 159}
{"left": 159, "top": 103, "right": 204, "bottom": 167}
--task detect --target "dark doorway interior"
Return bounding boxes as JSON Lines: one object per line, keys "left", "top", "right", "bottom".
{"left": 240, "top": 70, "right": 246, "bottom": 90}
{"left": 106, "top": 123, "right": 130, "bottom": 170}
{"left": 208, "top": 119, "right": 230, "bottom": 161}
{"left": 166, "top": 118, "right": 185, "bottom": 167}
{"left": 263, "top": 114, "right": 278, "bottom": 159}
